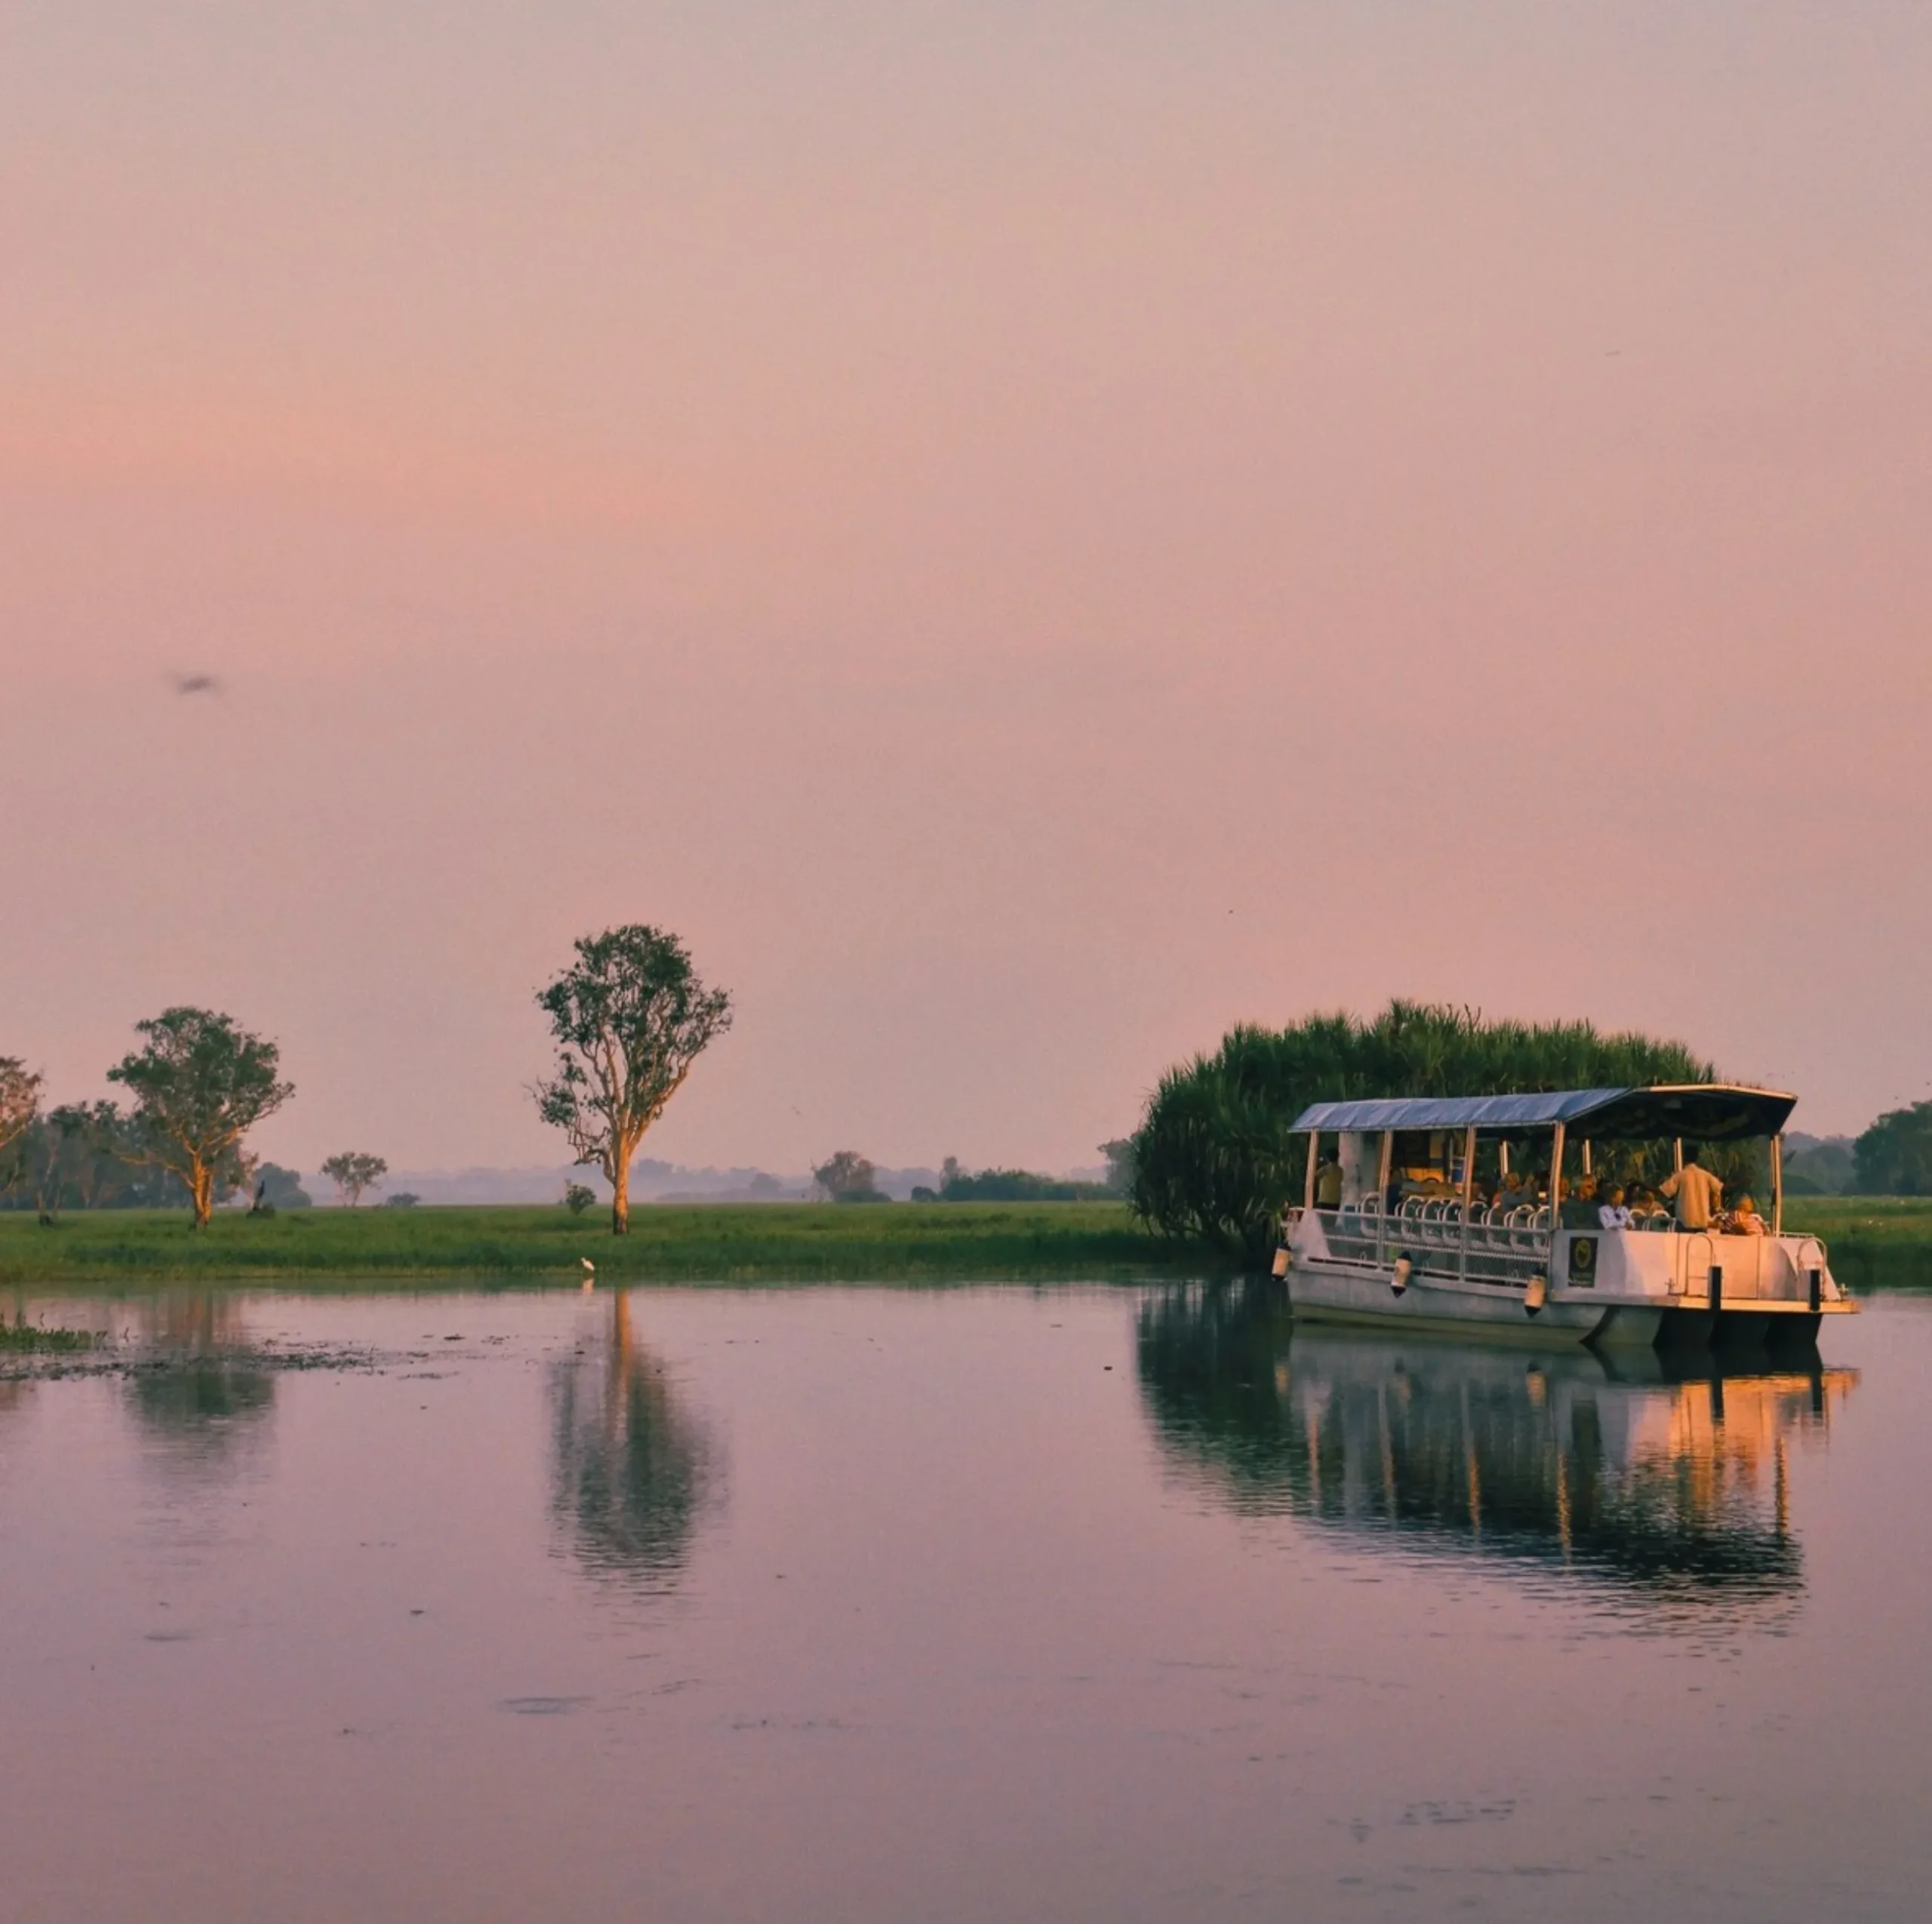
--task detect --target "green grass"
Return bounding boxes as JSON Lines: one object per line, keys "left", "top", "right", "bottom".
{"left": 6, "top": 1197, "right": 1924, "bottom": 1291}
{"left": 0, "top": 1314, "right": 97, "bottom": 1352}
{"left": 1785, "top": 1198, "right": 1932, "bottom": 1291}
{"left": 0, "top": 1202, "right": 1198, "bottom": 1288}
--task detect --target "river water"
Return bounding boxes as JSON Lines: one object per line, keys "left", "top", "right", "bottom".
{"left": 1, "top": 1282, "right": 1925, "bottom": 1922}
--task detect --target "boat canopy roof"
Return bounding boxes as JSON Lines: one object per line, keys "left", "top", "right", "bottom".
{"left": 1291, "top": 1085, "right": 1797, "bottom": 1141}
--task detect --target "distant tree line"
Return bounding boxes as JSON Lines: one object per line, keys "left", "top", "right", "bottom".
{"left": 1780, "top": 1134, "right": 1856, "bottom": 1195}
{"left": 1, "top": 1015, "right": 299, "bottom": 1226}
{"left": 1848, "top": 1103, "right": 1932, "bottom": 1197}
{"left": 0, "top": 1019, "right": 417, "bottom": 1222}
{"left": 911, "top": 1154, "right": 1114, "bottom": 1203}
{"left": 1654, "top": 1111, "right": 1930, "bottom": 1198}
{"left": 809, "top": 1149, "right": 1118, "bottom": 1204}
{"left": 1, "top": 1121, "right": 315, "bottom": 1215}
{"left": 1, "top": 1019, "right": 390, "bottom": 1223}
{"left": 0, "top": 921, "right": 737, "bottom": 1236}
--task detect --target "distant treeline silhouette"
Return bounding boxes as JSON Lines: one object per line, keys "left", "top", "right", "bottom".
{"left": 0, "top": 1097, "right": 312, "bottom": 1215}
{"left": 918, "top": 1167, "right": 1115, "bottom": 1204}
{"left": 818, "top": 1147, "right": 1116, "bottom": 1204}
{"left": 1128, "top": 1000, "right": 1715, "bottom": 1264}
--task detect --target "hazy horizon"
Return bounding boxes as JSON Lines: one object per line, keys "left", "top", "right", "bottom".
{"left": 6, "top": 2, "right": 1930, "bottom": 1174}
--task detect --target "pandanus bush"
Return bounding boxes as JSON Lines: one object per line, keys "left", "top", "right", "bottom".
{"left": 1128, "top": 1001, "right": 1718, "bottom": 1266}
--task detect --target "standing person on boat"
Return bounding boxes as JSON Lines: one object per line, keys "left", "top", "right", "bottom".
{"left": 1661, "top": 1147, "right": 1724, "bottom": 1230}
{"left": 1313, "top": 1149, "right": 1343, "bottom": 1210}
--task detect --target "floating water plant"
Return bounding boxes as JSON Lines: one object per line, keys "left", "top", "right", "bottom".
{"left": 0, "top": 1315, "right": 97, "bottom": 1353}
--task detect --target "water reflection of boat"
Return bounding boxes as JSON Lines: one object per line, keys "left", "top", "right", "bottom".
{"left": 1137, "top": 1283, "right": 1856, "bottom": 1615}
{"left": 549, "top": 1292, "right": 716, "bottom": 1592}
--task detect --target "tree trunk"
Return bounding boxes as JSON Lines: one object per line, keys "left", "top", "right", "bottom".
{"left": 190, "top": 1159, "right": 214, "bottom": 1230}
{"left": 611, "top": 1152, "right": 630, "bottom": 1235}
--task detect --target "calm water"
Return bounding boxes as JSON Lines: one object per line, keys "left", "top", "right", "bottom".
{"left": 2, "top": 1282, "right": 1927, "bottom": 1922}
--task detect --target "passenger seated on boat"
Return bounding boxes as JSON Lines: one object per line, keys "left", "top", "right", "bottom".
{"left": 1598, "top": 1185, "right": 1632, "bottom": 1229}
{"left": 1492, "top": 1171, "right": 1531, "bottom": 1213}
{"left": 1725, "top": 1195, "right": 1770, "bottom": 1236}
{"left": 1627, "top": 1187, "right": 1665, "bottom": 1223}
{"left": 1558, "top": 1176, "right": 1600, "bottom": 1230}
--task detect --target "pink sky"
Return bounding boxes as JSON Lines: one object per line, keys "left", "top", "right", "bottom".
{"left": 4, "top": 2, "right": 1929, "bottom": 1177}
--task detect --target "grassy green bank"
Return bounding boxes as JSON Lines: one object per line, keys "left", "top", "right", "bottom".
{"left": 2, "top": 1197, "right": 1925, "bottom": 1291}
{"left": 1786, "top": 1199, "right": 1932, "bottom": 1291}
{"left": 0, "top": 1202, "right": 1194, "bottom": 1287}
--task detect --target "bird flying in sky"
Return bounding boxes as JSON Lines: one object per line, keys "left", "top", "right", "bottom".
{"left": 171, "top": 673, "right": 220, "bottom": 696}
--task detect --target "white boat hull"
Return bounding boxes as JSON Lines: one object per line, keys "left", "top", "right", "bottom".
{"left": 1281, "top": 1211, "right": 1851, "bottom": 1350}
{"left": 1287, "top": 1260, "right": 1647, "bottom": 1344}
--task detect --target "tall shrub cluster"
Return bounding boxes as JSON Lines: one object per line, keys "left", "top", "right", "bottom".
{"left": 1128, "top": 1001, "right": 1715, "bottom": 1264}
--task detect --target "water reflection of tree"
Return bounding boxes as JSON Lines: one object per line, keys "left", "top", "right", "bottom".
{"left": 549, "top": 1293, "right": 715, "bottom": 1593}
{"left": 1134, "top": 1280, "right": 1302, "bottom": 1510}
{"left": 124, "top": 1293, "right": 275, "bottom": 1463}
{"left": 1136, "top": 1282, "right": 1854, "bottom": 1613}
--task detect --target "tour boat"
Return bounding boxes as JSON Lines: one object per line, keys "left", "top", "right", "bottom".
{"left": 1272, "top": 1085, "right": 1853, "bottom": 1349}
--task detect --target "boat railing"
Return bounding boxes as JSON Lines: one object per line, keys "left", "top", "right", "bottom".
{"left": 1308, "top": 1196, "right": 1551, "bottom": 1287}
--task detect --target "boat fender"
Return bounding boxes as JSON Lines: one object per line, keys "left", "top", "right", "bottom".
{"left": 1271, "top": 1245, "right": 1291, "bottom": 1279}
{"left": 1524, "top": 1274, "right": 1549, "bottom": 1317}
{"left": 1390, "top": 1255, "right": 1412, "bottom": 1297}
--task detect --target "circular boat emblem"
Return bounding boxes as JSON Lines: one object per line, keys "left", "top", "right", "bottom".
{"left": 1568, "top": 1236, "right": 1598, "bottom": 1281}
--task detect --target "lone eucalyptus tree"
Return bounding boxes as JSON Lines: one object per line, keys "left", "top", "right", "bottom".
{"left": 534, "top": 925, "right": 732, "bottom": 1235}
{"left": 321, "top": 1151, "right": 388, "bottom": 1206}
{"left": 107, "top": 1008, "right": 294, "bottom": 1228}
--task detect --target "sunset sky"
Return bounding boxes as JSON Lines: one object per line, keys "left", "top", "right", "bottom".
{"left": 5, "top": 2, "right": 1929, "bottom": 1177}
